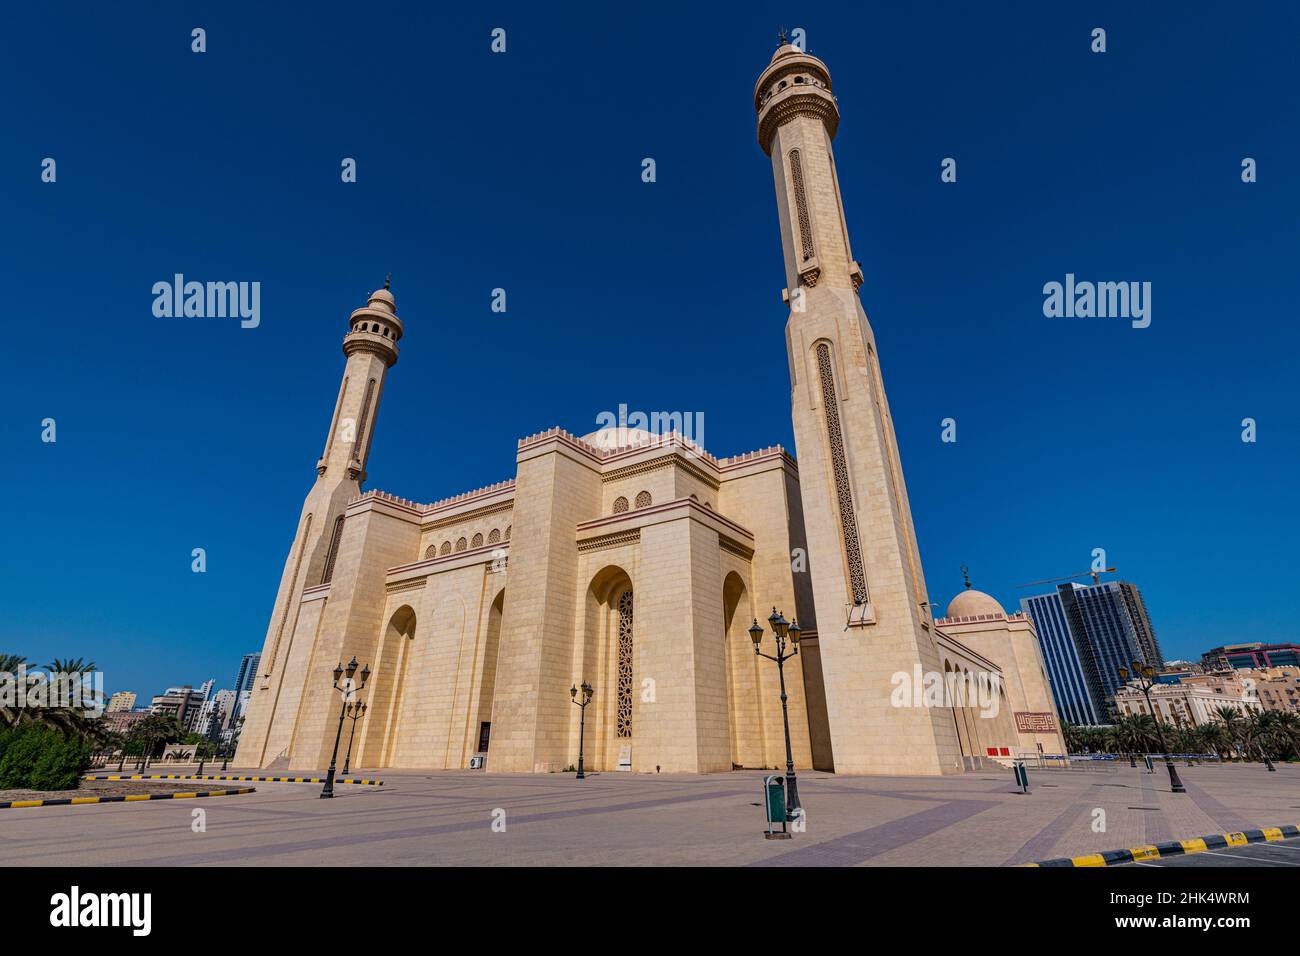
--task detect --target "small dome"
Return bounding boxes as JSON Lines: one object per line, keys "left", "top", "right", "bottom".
{"left": 581, "top": 426, "right": 657, "bottom": 450}
{"left": 946, "top": 588, "right": 1005, "bottom": 619}
{"left": 368, "top": 288, "right": 395, "bottom": 312}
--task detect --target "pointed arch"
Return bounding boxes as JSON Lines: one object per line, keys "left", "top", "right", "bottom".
{"left": 581, "top": 565, "right": 635, "bottom": 771}
{"left": 723, "top": 571, "right": 764, "bottom": 768}
{"left": 359, "top": 605, "right": 416, "bottom": 768}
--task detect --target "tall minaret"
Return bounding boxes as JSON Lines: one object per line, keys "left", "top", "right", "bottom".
{"left": 236, "top": 282, "right": 402, "bottom": 767}
{"left": 755, "top": 43, "right": 963, "bottom": 774}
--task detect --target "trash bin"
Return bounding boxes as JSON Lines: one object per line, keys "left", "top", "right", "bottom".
{"left": 1013, "top": 760, "right": 1029, "bottom": 794}
{"left": 762, "top": 774, "right": 790, "bottom": 840}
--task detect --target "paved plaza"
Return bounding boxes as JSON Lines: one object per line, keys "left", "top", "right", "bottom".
{"left": 2, "top": 762, "right": 1295, "bottom": 866}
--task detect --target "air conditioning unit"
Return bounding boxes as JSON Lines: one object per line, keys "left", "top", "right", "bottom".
{"left": 468, "top": 755, "right": 486, "bottom": 770}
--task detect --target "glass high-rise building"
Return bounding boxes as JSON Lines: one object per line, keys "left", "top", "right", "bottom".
{"left": 235, "top": 653, "right": 260, "bottom": 693}
{"left": 232, "top": 653, "right": 261, "bottom": 721}
{"left": 1021, "top": 586, "right": 1103, "bottom": 726}
{"left": 1021, "top": 581, "right": 1163, "bottom": 726}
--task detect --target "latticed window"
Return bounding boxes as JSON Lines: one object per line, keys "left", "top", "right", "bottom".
{"left": 815, "top": 342, "right": 868, "bottom": 605}
{"left": 617, "top": 590, "right": 634, "bottom": 738}
{"left": 487, "top": 528, "right": 500, "bottom": 544}
{"left": 440, "top": 541, "right": 452, "bottom": 556}
{"left": 321, "top": 515, "right": 345, "bottom": 585}
{"left": 612, "top": 496, "right": 629, "bottom": 514}
{"left": 455, "top": 537, "right": 467, "bottom": 553}
{"left": 504, "top": 525, "right": 511, "bottom": 540}
{"left": 472, "top": 532, "right": 484, "bottom": 548}
{"left": 423, "top": 544, "right": 437, "bottom": 559}
{"left": 789, "top": 148, "right": 815, "bottom": 262}
{"left": 634, "top": 491, "right": 651, "bottom": 509}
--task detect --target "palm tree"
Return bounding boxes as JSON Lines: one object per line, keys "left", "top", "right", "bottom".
{"left": 0, "top": 653, "right": 27, "bottom": 727}
{"left": 1242, "top": 711, "right": 1288, "bottom": 771}
{"left": 1271, "top": 712, "right": 1300, "bottom": 760}
{"left": 1111, "top": 714, "right": 1158, "bottom": 767}
{"left": 46, "top": 657, "right": 97, "bottom": 676}
{"left": 1195, "top": 722, "right": 1228, "bottom": 760}
{"left": 1212, "top": 706, "right": 1249, "bottom": 760}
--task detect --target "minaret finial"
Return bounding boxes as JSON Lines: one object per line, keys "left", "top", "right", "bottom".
{"left": 777, "top": 26, "right": 788, "bottom": 47}
{"left": 383, "top": 273, "right": 391, "bottom": 291}
{"left": 961, "top": 565, "right": 971, "bottom": 589}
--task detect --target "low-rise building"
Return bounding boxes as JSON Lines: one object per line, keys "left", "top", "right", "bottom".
{"left": 1113, "top": 676, "right": 1257, "bottom": 727}
{"left": 1201, "top": 642, "right": 1300, "bottom": 671}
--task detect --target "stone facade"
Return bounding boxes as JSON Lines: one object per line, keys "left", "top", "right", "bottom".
{"left": 235, "top": 43, "right": 1063, "bottom": 777}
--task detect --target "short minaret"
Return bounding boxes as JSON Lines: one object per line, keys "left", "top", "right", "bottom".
{"left": 755, "top": 43, "right": 963, "bottom": 774}
{"left": 236, "top": 282, "right": 402, "bottom": 768}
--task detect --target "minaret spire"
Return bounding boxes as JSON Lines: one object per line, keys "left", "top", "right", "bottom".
{"left": 236, "top": 281, "right": 405, "bottom": 768}
{"left": 754, "top": 46, "right": 960, "bottom": 776}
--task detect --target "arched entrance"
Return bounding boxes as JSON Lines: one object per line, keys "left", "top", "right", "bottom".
{"left": 359, "top": 604, "right": 416, "bottom": 768}
{"left": 723, "top": 572, "right": 765, "bottom": 768}
{"left": 470, "top": 589, "right": 504, "bottom": 760}
{"left": 581, "top": 566, "right": 633, "bottom": 771}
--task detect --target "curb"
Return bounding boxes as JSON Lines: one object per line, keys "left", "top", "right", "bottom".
{"left": 0, "top": 787, "right": 256, "bottom": 810}
{"left": 83, "top": 774, "right": 384, "bottom": 786}
{"left": 1024, "top": 824, "right": 1300, "bottom": 867}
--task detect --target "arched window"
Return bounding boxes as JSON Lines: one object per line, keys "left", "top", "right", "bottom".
{"left": 455, "top": 537, "right": 467, "bottom": 553}
{"left": 487, "top": 528, "right": 501, "bottom": 544}
{"left": 440, "top": 541, "right": 452, "bottom": 556}
{"left": 471, "top": 532, "right": 484, "bottom": 549}
{"left": 504, "top": 525, "right": 511, "bottom": 540}
{"left": 617, "top": 589, "right": 634, "bottom": 739}
{"left": 634, "top": 490, "right": 652, "bottom": 509}
{"left": 423, "top": 544, "right": 437, "bottom": 559}
{"left": 612, "top": 496, "right": 629, "bottom": 514}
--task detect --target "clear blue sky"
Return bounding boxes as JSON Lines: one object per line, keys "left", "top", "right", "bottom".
{"left": 2, "top": 2, "right": 1296, "bottom": 700}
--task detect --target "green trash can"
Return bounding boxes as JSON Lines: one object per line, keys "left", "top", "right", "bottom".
{"left": 763, "top": 774, "right": 790, "bottom": 840}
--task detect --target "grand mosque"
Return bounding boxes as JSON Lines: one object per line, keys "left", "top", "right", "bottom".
{"left": 235, "top": 42, "right": 1063, "bottom": 775}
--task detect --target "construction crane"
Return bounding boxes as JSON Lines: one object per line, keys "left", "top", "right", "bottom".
{"left": 1015, "top": 567, "right": 1116, "bottom": 589}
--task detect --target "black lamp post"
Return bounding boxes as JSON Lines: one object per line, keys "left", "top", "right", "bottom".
{"left": 570, "top": 681, "right": 593, "bottom": 779}
{"left": 321, "top": 657, "right": 370, "bottom": 799}
{"left": 1118, "top": 661, "right": 1185, "bottom": 794}
{"left": 750, "top": 607, "right": 802, "bottom": 819}
{"left": 341, "top": 700, "right": 368, "bottom": 775}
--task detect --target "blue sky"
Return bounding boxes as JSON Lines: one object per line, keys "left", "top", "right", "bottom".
{"left": 2, "top": 2, "right": 1296, "bottom": 699}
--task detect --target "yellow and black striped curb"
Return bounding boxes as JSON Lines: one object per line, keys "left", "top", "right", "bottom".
{"left": 83, "top": 774, "right": 384, "bottom": 785}
{"left": 1024, "top": 824, "right": 1300, "bottom": 867}
{"left": 0, "top": 787, "right": 256, "bottom": 810}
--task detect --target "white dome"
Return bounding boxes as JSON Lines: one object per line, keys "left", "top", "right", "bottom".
{"left": 581, "top": 426, "right": 657, "bottom": 450}
{"left": 946, "top": 588, "right": 1005, "bottom": 619}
